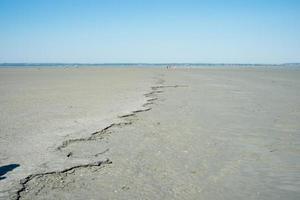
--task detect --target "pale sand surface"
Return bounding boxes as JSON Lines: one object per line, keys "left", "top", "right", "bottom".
{"left": 1, "top": 67, "right": 300, "bottom": 199}
{"left": 0, "top": 68, "right": 156, "bottom": 199}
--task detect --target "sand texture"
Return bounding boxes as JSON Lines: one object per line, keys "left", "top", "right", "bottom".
{"left": 1, "top": 67, "right": 300, "bottom": 199}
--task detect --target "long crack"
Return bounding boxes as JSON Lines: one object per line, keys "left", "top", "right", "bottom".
{"left": 12, "top": 76, "right": 188, "bottom": 200}
{"left": 56, "top": 83, "right": 166, "bottom": 151}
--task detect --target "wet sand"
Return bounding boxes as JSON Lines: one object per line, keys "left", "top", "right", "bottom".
{"left": 1, "top": 67, "right": 300, "bottom": 199}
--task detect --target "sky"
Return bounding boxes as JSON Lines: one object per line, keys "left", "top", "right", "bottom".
{"left": 0, "top": 0, "right": 299, "bottom": 64}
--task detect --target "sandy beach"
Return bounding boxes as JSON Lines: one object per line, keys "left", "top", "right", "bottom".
{"left": 1, "top": 67, "right": 300, "bottom": 199}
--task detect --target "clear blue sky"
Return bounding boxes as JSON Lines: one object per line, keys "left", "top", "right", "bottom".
{"left": 0, "top": 0, "right": 299, "bottom": 63}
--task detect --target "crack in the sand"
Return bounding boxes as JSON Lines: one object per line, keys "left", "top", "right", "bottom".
{"left": 152, "top": 85, "right": 188, "bottom": 90}
{"left": 13, "top": 76, "right": 188, "bottom": 199}
{"left": 118, "top": 107, "right": 152, "bottom": 118}
{"left": 94, "top": 148, "right": 110, "bottom": 157}
{"left": 143, "top": 102, "right": 154, "bottom": 107}
{"left": 13, "top": 159, "right": 112, "bottom": 200}
{"left": 57, "top": 121, "right": 132, "bottom": 150}
{"left": 147, "top": 97, "right": 158, "bottom": 102}
{"left": 144, "top": 90, "right": 163, "bottom": 97}
{"left": 133, "top": 107, "right": 151, "bottom": 113}
{"left": 57, "top": 83, "right": 164, "bottom": 151}
{"left": 118, "top": 113, "right": 136, "bottom": 118}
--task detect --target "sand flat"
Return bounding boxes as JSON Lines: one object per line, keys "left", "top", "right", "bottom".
{"left": 0, "top": 67, "right": 157, "bottom": 199}
{"left": 1, "top": 67, "right": 300, "bottom": 199}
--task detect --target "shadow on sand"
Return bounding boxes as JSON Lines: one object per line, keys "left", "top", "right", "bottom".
{"left": 0, "top": 164, "right": 20, "bottom": 180}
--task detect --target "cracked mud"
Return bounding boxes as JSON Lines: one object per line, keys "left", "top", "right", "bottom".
{"left": 3, "top": 68, "right": 300, "bottom": 200}
{"left": 14, "top": 75, "right": 179, "bottom": 200}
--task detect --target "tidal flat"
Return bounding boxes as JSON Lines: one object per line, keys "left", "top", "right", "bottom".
{"left": 0, "top": 67, "right": 300, "bottom": 199}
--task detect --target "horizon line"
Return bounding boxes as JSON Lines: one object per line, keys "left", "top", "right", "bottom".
{"left": 1, "top": 62, "right": 300, "bottom": 66}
